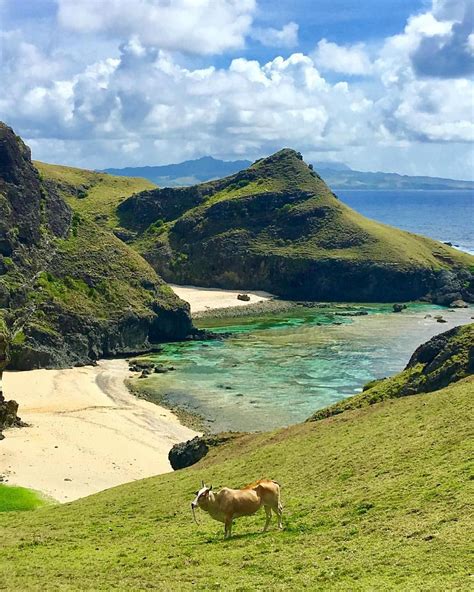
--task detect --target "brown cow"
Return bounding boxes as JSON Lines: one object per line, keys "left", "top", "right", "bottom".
{"left": 191, "top": 479, "right": 283, "bottom": 539}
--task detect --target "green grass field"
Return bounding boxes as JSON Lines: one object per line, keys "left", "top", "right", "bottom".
{"left": 0, "top": 484, "right": 47, "bottom": 512}
{"left": 1, "top": 376, "right": 472, "bottom": 591}
{"left": 35, "top": 161, "right": 155, "bottom": 227}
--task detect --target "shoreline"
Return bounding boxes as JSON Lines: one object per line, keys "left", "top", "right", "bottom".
{"left": 169, "top": 284, "right": 274, "bottom": 315}
{"left": 0, "top": 360, "right": 199, "bottom": 502}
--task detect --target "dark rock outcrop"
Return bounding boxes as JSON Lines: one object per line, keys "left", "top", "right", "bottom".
{"left": 169, "top": 433, "right": 243, "bottom": 470}
{"left": 0, "top": 396, "right": 23, "bottom": 440}
{"left": 0, "top": 122, "right": 195, "bottom": 370}
{"left": 404, "top": 324, "right": 474, "bottom": 392}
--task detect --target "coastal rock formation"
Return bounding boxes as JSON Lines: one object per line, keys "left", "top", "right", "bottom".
{"left": 308, "top": 323, "right": 474, "bottom": 421}
{"left": 0, "top": 122, "right": 194, "bottom": 370}
{"left": 169, "top": 433, "right": 242, "bottom": 470}
{"left": 0, "top": 313, "right": 20, "bottom": 439}
{"left": 116, "top": 149, "right": 474, "bottom": 303}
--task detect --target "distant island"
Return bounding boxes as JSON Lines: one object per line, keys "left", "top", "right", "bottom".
{"left": 103, "top": 156, "right": 474, "bottom": 191}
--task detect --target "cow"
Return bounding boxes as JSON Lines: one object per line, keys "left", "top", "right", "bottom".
{"left": 191, "top": 479, "right": 283, "bottom": 539}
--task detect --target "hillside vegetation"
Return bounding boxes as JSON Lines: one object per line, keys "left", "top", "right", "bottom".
{"left": 35, "top": 161, "right": 155, "bottom": 228}
{"left": 117, "top": 149, "right": 474, "bottom": 303}
{"left": 0, "top": 369, "right": 472, "bottom": 590}
{"left": 0, "top": 484, "right": 47, "bottom": 512}
{"left": 0, "top": 123, "right": 192, "bottom": 370}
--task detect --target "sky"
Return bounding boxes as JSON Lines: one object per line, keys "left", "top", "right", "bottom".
{"left": 0, "top": 0, "right": 473, "bottom": 179}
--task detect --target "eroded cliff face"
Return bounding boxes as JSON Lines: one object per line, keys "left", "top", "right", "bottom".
{"left": 0, "top": 123, "right": 194, "bottom": 370}
{"left": 118, "top": 149, "right": 474, "bottom": 303}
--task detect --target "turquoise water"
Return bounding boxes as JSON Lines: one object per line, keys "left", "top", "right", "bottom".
{"left": 144, "top": 304, "right": 473, "bottom": 432}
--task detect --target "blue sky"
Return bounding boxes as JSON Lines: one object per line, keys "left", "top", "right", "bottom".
{"left": 0, "top": 0, "right": 472, "bottom": 179}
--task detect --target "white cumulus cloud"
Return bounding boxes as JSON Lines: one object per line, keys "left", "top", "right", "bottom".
{"left": 312, "top": 39, "right": 373, "bottom": 75}
{"left": 56, "top": 0, "right": 256, "bottom": 54}
{"left": 0, "top": 0, "right": 472, "bottom": 179}
{"left": 251, "top": 22, "right": 299, "bottom": 48}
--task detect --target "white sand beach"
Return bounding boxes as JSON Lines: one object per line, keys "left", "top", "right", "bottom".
{"left": 170, "top": 284, "right": 273, "bottom": 313}
{"left": 0, "top": 359, "right": 198, "bottom": 502}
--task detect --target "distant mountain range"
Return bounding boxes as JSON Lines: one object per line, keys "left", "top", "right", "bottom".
{"left": 103, "top": 156, "right": 474, "bottom": 191}
{"left": 104, "top": 156, "right": 252, "bottom": 188}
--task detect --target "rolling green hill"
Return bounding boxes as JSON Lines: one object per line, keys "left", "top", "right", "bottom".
{"left": 35, "top": 161, "right": 155, "bottom": 228}
{"left": 0, "top": 367, "right": 472, "bottom": 590}
{"left": 117, "top": 149, "right": 474, "bottom": 303}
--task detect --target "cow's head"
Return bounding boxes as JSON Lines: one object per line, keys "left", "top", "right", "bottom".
{"left": 191, "top": 480, "right": 213, "bottom": 519}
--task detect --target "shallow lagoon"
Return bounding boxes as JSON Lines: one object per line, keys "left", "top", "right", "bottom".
{"left": 143, "top": 304, "right": 473, "bottom": 432}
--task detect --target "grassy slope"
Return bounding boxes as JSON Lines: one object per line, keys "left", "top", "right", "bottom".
{"left": 137, "top": 150, "right": 473, "bottom": 270}
{"left": 1, "top": 376, "right": 472, "bottom": 591}
{"left": 33, "top": 161, "right": 182, "bottom": 319}
{"left": 35, "top": 161, "right": 155, "bottom": 227}
{"left": 0, "top": 485, "right": 48, "bottom": 512}
{"left": 33, "top": 162, "right": 177, "bottom": 318}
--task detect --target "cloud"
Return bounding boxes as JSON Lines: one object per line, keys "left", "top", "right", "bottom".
{"left": 410, "top": 0, "right": 474, "bottom": 78}
{"left": 312, "top": 39, "right": 373, "bottom": 75}
{"left": 250, "top": 22, "right": 299, "bottom": 48}
{"left": 56, "top": 0, "right": 256, "bottom": 55}
{"left": 0, "top": 37, "right": 376, "bottom": 167}
{"left": 0, "top": 0, "right": 472, "bottom": 179}
{"left": 373, "top": 1, "right": 474, "bottom": 144}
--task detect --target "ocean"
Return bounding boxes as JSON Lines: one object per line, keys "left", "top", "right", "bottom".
{"left": 143, "top": 305, "right": 473, "bottom": 432}
{"left": 338, "top": 190, "right": 474, "bottom": 254}
{"left": 138, "top": 189, "right": 474, "bottom": 432}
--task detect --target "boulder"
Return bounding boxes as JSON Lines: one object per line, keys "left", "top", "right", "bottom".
{"left": 393, "top": 303, "right": 407, "bottom": 313}
{"left": 237, "top": 294, "right": 251, "bottom": 302}
{"left": 450, "top": 299, "right": 469, "bottom": 308}
{"left": 168, "top": 433, "right": 244, "bottom": 470}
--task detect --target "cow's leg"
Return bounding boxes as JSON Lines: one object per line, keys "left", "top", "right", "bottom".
{"left": 224, "top": 516, "right": 233, "bottom": 539}
{"left": 272, "top": 499, "right": 283, "bottom": 530}
{"left": 263, "top": 505, "right": 272, "bottom": 532}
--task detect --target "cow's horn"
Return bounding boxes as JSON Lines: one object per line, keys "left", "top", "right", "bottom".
{"left": 201, "top": 479, "right": 205, "bottom": 488}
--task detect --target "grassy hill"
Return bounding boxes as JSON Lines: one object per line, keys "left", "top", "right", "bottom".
{"left": 35, "top": 161, "right": 155, "bottom": 228}
{"left": 0, "top": 484, "right": 47, "bottom": 512}
{"left": 117, "top": 149, "right": 474, "bottom": 303}
{"left": 0, "top": 123, "right": 192, "bottom": 370}
{"left": 0, "top": 371, "right": 471, "bottom": 590}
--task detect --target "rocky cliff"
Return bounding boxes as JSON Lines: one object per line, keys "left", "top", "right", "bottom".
{"left": 0, "top": 123, "right": 194, "bottom": 370}
{"left": 116, "top": 149, "right": 474, "bottom": 303}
